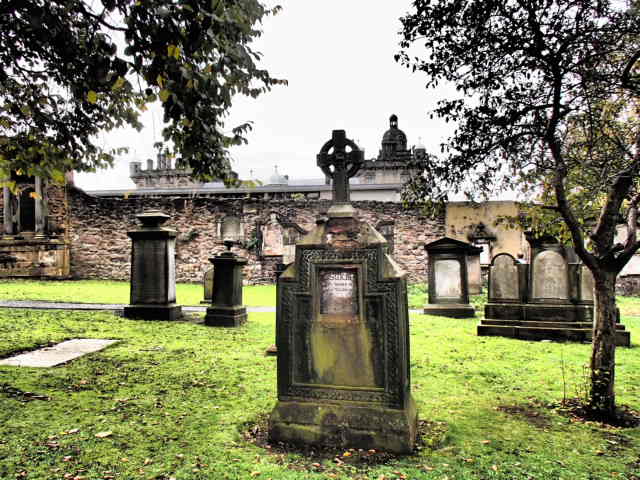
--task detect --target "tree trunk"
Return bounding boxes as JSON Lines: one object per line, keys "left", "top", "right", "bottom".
{"left": 590, "top": 270, "right": 618, "bottom": 417}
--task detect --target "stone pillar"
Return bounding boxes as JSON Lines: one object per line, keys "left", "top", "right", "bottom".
{"left": 123, "top": 211, "right": 182, "bottom": 321}
{"left": 2, "top": 184, "right": 13, "bottom": 236}
{"left": 34, "top": 176, "right": 45, "bottom": 236}
{"left": 204, "top": 244, "right": 247, "bottom": 327}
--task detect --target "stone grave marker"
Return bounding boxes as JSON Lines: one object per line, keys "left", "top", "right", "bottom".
{"left": 531, "top": 249, "right": 569, "bottom": 301}
{"left": 479, "top": 235, "right": 631, "bottom": 346}
{"left": 489, "top": 253, "right": 521, "bottom": 302}
{"left": 423, "top": 237, "right": 481, "bottom": 318}
{"left": 580, "top": 265, "right": 594, "bottom": 303}
{"left": 269, "top": 130, "right": 417, "bottom": 453}
{"left": 467, "top": 251, "right": 482, "bottom": 295}
{"left": 123, "top": 211, "right": 182, "bottom": 320}
{"left": 0, "top": 339, "right": 118, "bottom": 367}
{"left": 201, "top": 267, "right": 214, "bottom": 304}
{"left": 204, "top": 240, "right": 248, "bottom": 327}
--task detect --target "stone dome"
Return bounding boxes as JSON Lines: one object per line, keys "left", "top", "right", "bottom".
{"left": 380, "top": 114, "right": 408, "bottom": 159}
{"left": 268, "top": 166, "right": 289, "bottom": 185}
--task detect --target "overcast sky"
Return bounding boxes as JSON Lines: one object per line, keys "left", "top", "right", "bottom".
{"left": 76, "top": 0, "right": 457, "bottom": 191}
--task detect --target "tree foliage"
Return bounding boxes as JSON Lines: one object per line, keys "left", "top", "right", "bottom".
{"left": 0, "top": 0, "right": 285, "bottom": 184}
{"left": 398, "top": 0, "right": 640, "bottom": 416}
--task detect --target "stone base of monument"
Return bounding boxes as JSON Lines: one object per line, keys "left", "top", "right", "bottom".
{"left": 269, "top": 397, "right": 418, "bottom": 454}
{"left": 204, "top": 305, "right": 247, "bottom": 327}
{"left": 480, "top": 302, "right": 630, "bottom": 346}
{"left": 485, "top": 303, "right": 599, "bottom": 322}
{"left": 477, "top": 320, "right": 631, "bottom": 346}
{"left": 423, "top": 303, "right": 476, "bottom": 318}
{"left": 123, "top": 304, "right": 182, "bottom": 321}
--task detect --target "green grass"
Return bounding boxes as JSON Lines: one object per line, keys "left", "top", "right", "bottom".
{"left": 408, "top": 283, "right": 487, "bottom": 311}
{"left": 0, "top": 305, "right": 639, "bottom": 479}
{"left": 0, "top": 279, "right": 276, "bottom": 307}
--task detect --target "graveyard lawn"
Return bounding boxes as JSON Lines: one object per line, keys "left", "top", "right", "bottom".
{"left": 0, "top": 279, "right": 276, "bottom": 307}
{"left": 0, "top": 309, "right": 639, "bottom": 480}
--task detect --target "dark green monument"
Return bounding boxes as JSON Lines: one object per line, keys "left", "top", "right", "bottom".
{"left": 269, "top": 130, "right": 417, "bottom": 453}
{"left": 124, "top": 210, "right": 182, "bottom": 321}
{"left": 204, "top": 240, "right": 248, "bottom": 327}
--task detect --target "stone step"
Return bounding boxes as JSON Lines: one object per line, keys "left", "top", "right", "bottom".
{"left": 480, "top": 319, "right": 626, "bottom": 330}
{"left": 477, "top": 324, "right": 631, "bottom": 347}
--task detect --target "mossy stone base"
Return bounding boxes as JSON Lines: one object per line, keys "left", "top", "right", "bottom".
{"left": 204, "top": 306, "right": 247, "bottom": 327}
{"left": 423, "top": 303, "right": 475, "bottom": 318}
{"left": 123, "top": 304, "right": 182, "bottom": 321}
{"left": 269, "top": 396, "right": 417, "bottom": 454}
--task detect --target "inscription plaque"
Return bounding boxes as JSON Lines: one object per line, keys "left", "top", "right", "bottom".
{"left": 131, "top": 239, "right": 167, "bottom": 304}
{"left": 319, "top": 268, "right": 358, "bottom": 319}
{"left": 434, "top": 259, "right": 462, "bottom": 299}
{"left": 532, "top": 250, "right": 568, "bottom": 300}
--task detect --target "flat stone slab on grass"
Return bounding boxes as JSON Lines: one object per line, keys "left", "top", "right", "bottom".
{"left": 0, "top": 339, "right": 118, "bottom": 367}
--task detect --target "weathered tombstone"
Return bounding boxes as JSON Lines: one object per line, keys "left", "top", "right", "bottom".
{"left": 124, "top": 211, "right": 182, "bottom": 320}
{"left": 269, "top": 130, "right": 417, "bottom": 453}
{"left": 489, "top": 253, "right": 522, "bottom": 301}
{"left": 220, "top": 215, "right": 242, "bottom": 242}
{"left": 467, "top": 251, "right": 482, "bottom": 295}
{"left": 204, "top": 240, "right": 247, "bottom": 327}
{"left": 201, "top": 267, "right": 214, "bottom": 304}
{"left": 423, "top": 237, "right": 482, "bottom": 318}
{"left": 579, "top": 264, "right": 594, "bottom": 303}
{"left": 483, "top": 253, "right": 527, "bottom": 320}
{"left": 478, "top": 235, "right": 631, "bottom": 346}
{"left": 531, "top": 249, "right": 569, "bottom": 301}
{"left": 261, "top": 212, "right": 284, "bottom": 256}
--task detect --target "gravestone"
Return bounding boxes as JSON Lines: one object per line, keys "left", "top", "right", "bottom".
{"left": 269, "top": 130, "right": 417, "bottom": 454}
{"left": 479, "top": 235, "right": 630, "bottom": 346}
{"left": 123, "top": 211, "right": 182, "bottom": 320}
{"left": 204, "top": 240, "right": 247, "bottom": 327}
{"left": 467, "top": 251, "right": 482, "bottom": 295}
{"left": 423, "top": 237, "right": 482, "bottom": 318}
{"left": 201, "top": 267, "right": 214, "bottom": 304}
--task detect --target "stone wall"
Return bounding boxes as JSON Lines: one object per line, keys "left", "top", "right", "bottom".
{"left": 66, "top": 187, "right": 444, "bottom": 284}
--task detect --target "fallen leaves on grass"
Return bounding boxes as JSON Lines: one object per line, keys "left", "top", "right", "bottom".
{"left": 94, "top": 431, "right": 113, "bottom": 438}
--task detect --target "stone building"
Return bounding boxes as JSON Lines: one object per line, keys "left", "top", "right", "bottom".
{"left": 353, "top": 114, "right": 423, "bottom": 186}
{"left": 129, "top": 153, "right": 203, "bottom": 189}
{"left": 0, "top": 172, "right": 70, "bottom": 278}
{"left": 7, "top": 115, "right": 630, "bottom": 288}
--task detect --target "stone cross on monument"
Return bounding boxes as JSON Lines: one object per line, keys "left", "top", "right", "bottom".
{"left": 317, "top": 130, "right": 364, "bottom": 207}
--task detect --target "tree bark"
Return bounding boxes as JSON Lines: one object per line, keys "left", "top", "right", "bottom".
{"left": 589, "top": 269, "right": 618, "bottom": 416}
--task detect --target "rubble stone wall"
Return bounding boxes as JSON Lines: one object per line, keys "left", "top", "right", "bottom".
{"left": 66, "top": 187, "right": 444, "bottom": 284}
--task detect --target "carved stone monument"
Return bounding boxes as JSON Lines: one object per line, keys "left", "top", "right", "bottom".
{"left": 423, "top": 237, "right": 482, "bottom": 318}
{"left": 124, "top": 211, "right": 182, "bottom": 320}
{"left": 269, "top": 130, "right": 417, "bottom": 453}
{"left": 204, "top": 241, "right": 248, "bottom": 327}
{"left": 201, "top": 267, "right": 214, "bottom": 304}
{"left": 479, "top": 235, "right": 630, "bottom": 346}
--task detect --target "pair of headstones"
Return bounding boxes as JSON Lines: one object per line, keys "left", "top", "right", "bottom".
{"left": 123, "top": 211, "right": 247, "bottom": 326}
{"left": 479, "top": 236, "right": 631, "bottom": 346}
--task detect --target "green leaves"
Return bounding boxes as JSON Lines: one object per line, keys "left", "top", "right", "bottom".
{"left": 167, "top": 44, "right": 180, "bottom": 60}
{"left": 0, "top": 0, "right": 285, "bottom": 181}
{"left": 158, "top": 89, "right": 170, "bottom": 103}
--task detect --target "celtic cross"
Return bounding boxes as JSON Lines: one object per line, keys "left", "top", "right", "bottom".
{"left": 316, "top": 130, "right": 364, "bottom": 204}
